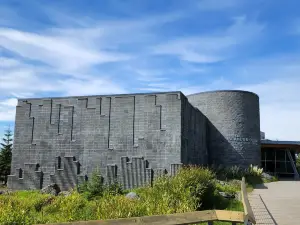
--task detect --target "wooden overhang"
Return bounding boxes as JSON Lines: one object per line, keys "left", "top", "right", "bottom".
{"left": 261, "top": 140, "right": 300, "bottom": 152}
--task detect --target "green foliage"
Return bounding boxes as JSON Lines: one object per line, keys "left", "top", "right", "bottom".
{"left": 173, "top": 165, "right": 216, "bottom": 209}
{"left": 212, "top": 164, "right": 268, "bottom": 183}
{"left": 78, "top": 170, "right": 123, "bottom": 200}
{"left": 245, "top": 174, "right": 263, "bottom": 187}
{"left": 215, "top": 181, "right": 240, "bottom": 194}
{"left": 0, "top": 127, "right": 13, "bottom": 185}
{"left": 296, "top": 154, "right": 300, "bottom": 172}
{"left": 0, "top": 166, "right": 244, "bottom": 224}
{"left": 248, "top": 164, "right": 263, "bottom": 176}
{"left": 263, "top": 175, "right": 278, "bottom": 183}
{"left": 78, "top": 170, "right": 104, "bottom": 199}
{"left": 211, "top": 165, "right": 245, "bottom": 180}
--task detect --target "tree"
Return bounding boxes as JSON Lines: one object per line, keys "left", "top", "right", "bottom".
{"left": 0, "top": 126, "right": 13, "bottom": 185}
{"left": 296, "top": 154, "right": 300, "bottom": 173}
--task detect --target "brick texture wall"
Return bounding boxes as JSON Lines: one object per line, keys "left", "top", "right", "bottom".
{"left": 187, "top": 90, "right": 261, "bottom": 167}
{"left": 8, "top": 92, "right": 186, "bottom": 190}
{"left": 181, "top": 94, "right": 208, "bottom": 165}
{"left": 8, "top": 90, "right": 259, "bottom": 190}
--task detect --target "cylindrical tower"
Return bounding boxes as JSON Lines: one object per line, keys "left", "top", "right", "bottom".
{"left": 187, "top": 90, "right": 260, "bottom": 167}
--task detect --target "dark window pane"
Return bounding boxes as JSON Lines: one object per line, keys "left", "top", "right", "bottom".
{"left": 276, "top": 162, "right": 286, "bottom": 173}
{"left": 266, "top": 161, "right": 275, "bottom": 173}
{"left": 276, "top": 150, "right": 286, "bottom": 161}
{"left": 286, "top": 162, "right": 294, "bottom": 173}
{"left": 266, "top": 149, "right": 275, "bottom": 160}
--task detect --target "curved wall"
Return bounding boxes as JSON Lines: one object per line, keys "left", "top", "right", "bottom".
{"left": 187, "top": 90, "right": 261, "bottom": 167}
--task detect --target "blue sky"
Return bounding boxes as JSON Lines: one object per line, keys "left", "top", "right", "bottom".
{"left": 0, "top": 0, "right": 300, "bottom": 140}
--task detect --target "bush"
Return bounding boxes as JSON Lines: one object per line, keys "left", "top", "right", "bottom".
{"left": 248, "top": 164, "right": 263, "bottom": 177}
{"left": 215, "top": 181, "right": 240, "bottom": 194}
{"left": 78, "top": 170, "right": 123, "bottom": 200}
{"left": 0, "top": 166, "right": 243, "bottom": 224}
{"left": 212, "top": 164, "right": 266, "bottom": 183}
{"left": 173, "top": 166, "right": 216, "bottom": 209}
{"left": 135, "top": 175, "right": 197, "bottom": 215}
{"left": 78, "top": 170, "right": 104, "bottom": 199}
{"left": 211, "top": 165, "right": 246, "bottom": 180}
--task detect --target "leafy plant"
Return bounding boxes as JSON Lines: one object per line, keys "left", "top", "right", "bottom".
{"left": 215, "top": 181, "right": 240, "bottom": 194}
{"left": 0, "top": 166, "right": 244, "bottom": 224}
{"left": 0, "top": 126, "right": 13, "bottom": 185}
{"left": 248, "top": 164, "right": 263, "bottom": 176}
{"left": 78, "top": 170, "right": 123, "bottom": 200}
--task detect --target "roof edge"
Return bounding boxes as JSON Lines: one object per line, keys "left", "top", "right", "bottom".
{"left": 187, "top": 90, "right": 259, "bottom": 98}
{"left": 17, "top": 91, "right": 184, "bottom": 101}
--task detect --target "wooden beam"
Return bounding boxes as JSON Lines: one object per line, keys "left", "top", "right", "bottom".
{"left": 37, "top": 210, "right": 245, "bottom": 225}
{"left": 215, "top": 210, "right": 244, "bottom": 222}
{"left": 262, "top": 144, "right": 300, "bottom": 151}
{"left": 241, "top": 177, "right": 256, "bottom": 224}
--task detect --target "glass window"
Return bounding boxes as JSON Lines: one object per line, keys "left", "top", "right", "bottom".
{"left": 286, "top": 163, "right": 294, "bottom": 173}
{"left": 276, "top": 150, "right": 286, "bottom": 161}
{"left": 276, "top": 162, "right": 286, "bottom": 173}
{"left": 265, "top": 149, "right": 275, "bottom": 160}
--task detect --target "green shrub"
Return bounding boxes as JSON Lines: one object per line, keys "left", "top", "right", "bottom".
{"left": 211, "top": 165, "right": 245, "bottom": 180}
{"left": 215, "top": 181, "right": 240, "bottom": 194}
{"left": 173, "top": 166, "right": 216, "bottom": 209}
{"left": 135, "top": 175, "right": 197, "bottom": 215}
{"left": 248, "top": 164, "right": 263, "bottom": 177}
{"left": 245, "top": 174, "right": 263, "bottom": 186}
{"left": 78, "top": 170, "right": 123, "bottom": 200}
{"left": 78, "top": 170, "right": 104, "bottom": 199}
{"left": 0, "top": 166, "right": 244, "bottom": 224}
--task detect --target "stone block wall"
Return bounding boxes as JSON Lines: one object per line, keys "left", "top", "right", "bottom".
{"left": 187, "top": 90, "right": 261, "bottom": 167}
{"left": 7, "top": 163, "right": 43, "bottom": 190}
{"left": 8, "top": 90, "right": 258, "bottom": 191}
{"left": 181, "top": 94, "right": 208, "bottom": 165}
{"left": 8, "top": 92, "right": 186, "bottom": 190}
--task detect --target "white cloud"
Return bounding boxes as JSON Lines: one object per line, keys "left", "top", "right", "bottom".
{"left": 0, "top": 98, "right": 17, "bottom": 106}
{"left": 0, "top": 56, "right": 127, "bottom": 97}
{"left": 57, "top": 78, "right": 127, "bottom": 96}
{"left": 152, "top": 17, "right": 264, "bottom": 63}
{"left": 0, "top": 11, "right": 184, "bottom": 101}
{"left": 145, "top": 54, "right": 300, "bottom": 141}
{"left": 0, "top": 58, "right": 57, "bottom": 96}
{"left": 0, "top": 1, "right": 299, "bottom": 143}
{"left": 0, "top": 28, "right": 130, "bottom": 74}
{"left": 0, "top": 57, "right": 21, "bottom": 68}
{"left": 0, "top": 98, "right": 17, "bottom": 121}
{"left": 235, "top": 55, "right": 300, "bottom": 141}
{"left": 240, "top": 79, "right": 300, "bottom": 141}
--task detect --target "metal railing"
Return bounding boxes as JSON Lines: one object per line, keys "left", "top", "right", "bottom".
{"left": 39, "top": 177, "right": 256, "bottom": 225}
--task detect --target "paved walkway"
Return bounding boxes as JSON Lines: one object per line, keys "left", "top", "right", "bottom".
{"left": 248, "top": 181, "right": 300, "bottom": 225}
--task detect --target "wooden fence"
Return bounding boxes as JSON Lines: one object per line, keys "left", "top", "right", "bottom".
{"left": 39, "top": 177, "right": 256, "bottom": 225}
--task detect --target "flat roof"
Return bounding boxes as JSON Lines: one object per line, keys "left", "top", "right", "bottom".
{"left": 261, "top": 139, "right": 300, "bottom": 151}
{"left": 187, "top": 90, "right": 259, "bottom": 98}
{"left": 18, "top": 91, "right": 183, "bottom": 101}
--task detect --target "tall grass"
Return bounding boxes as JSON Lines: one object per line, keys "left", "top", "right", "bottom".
{"left": 0, "top": 166, "right": 243, "bottom": 225}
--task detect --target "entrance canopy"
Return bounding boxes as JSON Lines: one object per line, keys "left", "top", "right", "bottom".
{"left": 261, "top": 140, "right": 300, "bottom": 152}
{"left": 261, "top": 140, "right": 300, "bottom": 178}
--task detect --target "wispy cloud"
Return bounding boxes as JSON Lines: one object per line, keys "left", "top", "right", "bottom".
{"left": 152, "top": 16, "right": 264, "bottom": 63}
{"left": 0, "top": 0, "right": 300, "bottom": 141}
{"left": 0, "top": 98, "right": 17, "bottom": 121}
{"left": 0, "top": 28, "right": 131, "bottom": 74}
{"left": 240, "top": 78, "right": 300, "bottom": 141}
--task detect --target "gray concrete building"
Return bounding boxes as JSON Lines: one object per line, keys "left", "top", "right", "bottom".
{"left": 7, "top": 90, "right": 262, "bottom": 190}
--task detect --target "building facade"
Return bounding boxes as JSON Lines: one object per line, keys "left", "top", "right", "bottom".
{"left": 7, "top": 90, "right": 261, "bottom": 190}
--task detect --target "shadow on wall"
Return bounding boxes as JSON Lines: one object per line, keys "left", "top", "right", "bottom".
{"left": 206, "top": 119, "right": 251, "bottom": 167}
